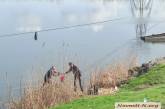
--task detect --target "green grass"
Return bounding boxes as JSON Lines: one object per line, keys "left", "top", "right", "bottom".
{"left": 122, "top": 64, "right": 165, "bottom": 90}
{"left": 50, "top": 64, "right": 165, "bottom": 109}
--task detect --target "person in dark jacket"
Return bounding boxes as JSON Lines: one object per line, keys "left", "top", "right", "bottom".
{"left": 65, "top": 62, "right": 83, "bottom": 92}
{"left": 43, "top": 66, "right": 59, "bottom": 86}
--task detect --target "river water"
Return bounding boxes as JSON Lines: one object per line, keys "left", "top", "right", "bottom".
{"left": 0, "top": 0, "right": 165, "bottom": 105}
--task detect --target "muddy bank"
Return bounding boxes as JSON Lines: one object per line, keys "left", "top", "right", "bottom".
{"left": 128, "top": 57, "right": 165, "bottom": 78}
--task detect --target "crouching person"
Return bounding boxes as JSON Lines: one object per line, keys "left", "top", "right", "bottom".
{"left": 43, "top": 66, "right": 59, "bottom": 86}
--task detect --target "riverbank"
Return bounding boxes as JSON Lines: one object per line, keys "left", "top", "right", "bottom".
{"left": 50, "top": 63, "right": 165, "bottom": 109}
{"left": 7, "top": 57, "right": 165, "bottom": 109}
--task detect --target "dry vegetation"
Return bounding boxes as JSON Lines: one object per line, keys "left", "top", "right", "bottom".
{"left": 9, "top": 74, "right": 79, "bottom": 109}
{"left": 6, "top": 55, "right": 138, "bottom": 109}
{"left": 89, "top": 55, "right": 138, "bottom": 89}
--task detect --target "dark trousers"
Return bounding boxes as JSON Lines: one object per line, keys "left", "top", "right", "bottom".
{"left": 74, "top": 73, "right": 83, "bottom": 92}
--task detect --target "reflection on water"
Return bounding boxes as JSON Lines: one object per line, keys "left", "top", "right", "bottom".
{"left": 0, "top": 0, "right": 165, "bottom": 106}
{"left": 59, "top": 0, "right": 122, "bottom": 32}
{"left": 129, "top": 0, "right": 153, "bottom": 59}
{"left": 0, "top": 0, "right": 127, "bottom": 104}
{"left": 130, "top": 0, "right": 153, "bottom": 37}
{"left": 17, "top": 15, "right": 42, "bottom": 32}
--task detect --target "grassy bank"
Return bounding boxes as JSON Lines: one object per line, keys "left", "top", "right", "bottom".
{"left": 51, "top": 64, "right": 165, "bottom": 109}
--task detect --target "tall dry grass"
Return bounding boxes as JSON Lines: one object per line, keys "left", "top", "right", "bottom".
{"left": 89, "top": 55, "right": 138, "bottom": 89}
{"left": 9, "top": 74, "right": 79, "bottom": 109}
{"left": 6, "top": 55, "right": 138, "bottom": 108}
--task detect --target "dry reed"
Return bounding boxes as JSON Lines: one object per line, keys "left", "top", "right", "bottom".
{"left": 9, "top": 74, "right": 79, "bottom": 109}
{"left": 89, "top": 55, "right": 138, "bottom": 89}
{"left": 8, "top": 55, "right": 138, "bottom": 108}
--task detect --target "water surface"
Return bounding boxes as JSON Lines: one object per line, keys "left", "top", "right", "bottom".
{"left": 1, "top": 0, "right": 165, "bottom": 105}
